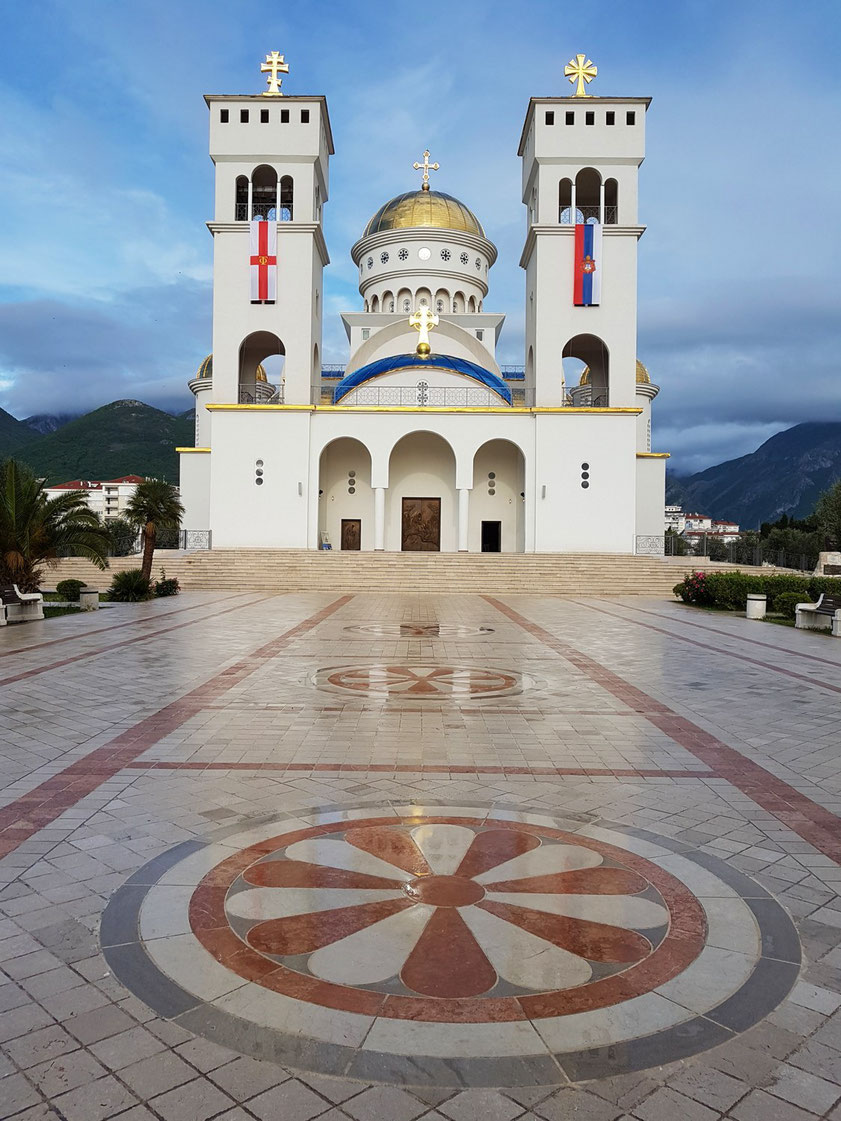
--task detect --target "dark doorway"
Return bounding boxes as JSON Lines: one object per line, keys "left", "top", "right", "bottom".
{"left": 481, "top": 521, "right": 502, "bottom": 552}
{"left": 341, "top": 519, "right": 361, "bottom": 551}
{"left": 401, "top": 498, "right": 441, "bottom": 551}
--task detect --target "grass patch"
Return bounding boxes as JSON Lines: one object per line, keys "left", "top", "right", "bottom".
{"left": 43, "top": 605, "right": 82, "bottom": 619}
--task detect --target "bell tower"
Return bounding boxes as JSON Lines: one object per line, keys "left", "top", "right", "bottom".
{"left": 519, "top": 57, "right": 649, "bottom": 407}
{"left": 205, "top": 52, "right": 333, "bottom": 407}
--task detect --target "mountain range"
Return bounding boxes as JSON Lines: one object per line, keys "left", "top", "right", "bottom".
{"left": 0, "top": 400, "right": 193, "bottom": 484}
{"left": 666, "top": 422, "right": 841, "bottom": 528}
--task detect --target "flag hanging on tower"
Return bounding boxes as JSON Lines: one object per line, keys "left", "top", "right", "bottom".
{"left": 573, "top": 222, "right": 602, "bottom": 306}
{"left": 250, "top": 218, "right": 277, "bottom": 302}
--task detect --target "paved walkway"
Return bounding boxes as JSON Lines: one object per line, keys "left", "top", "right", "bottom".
{"left": 2, "top": 592, "right": 841, "bottom": 1120}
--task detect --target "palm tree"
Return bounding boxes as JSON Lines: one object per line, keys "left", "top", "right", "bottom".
{"left": 125, "top": 479, "right": 185, "bottom": 582}
{"left": 0, "top": 459, "right": 111, "bottom": 591}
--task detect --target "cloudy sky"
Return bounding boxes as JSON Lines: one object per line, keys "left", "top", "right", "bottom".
{"left": 0, "top": 1, "right": 838, "bottom": 474}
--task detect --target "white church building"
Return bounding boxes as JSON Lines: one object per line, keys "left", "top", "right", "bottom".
{"left": 178, "top": 53, "right": 667, "bottom": 555}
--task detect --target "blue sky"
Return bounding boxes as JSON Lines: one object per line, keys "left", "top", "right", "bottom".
{"left": 0, "top": 0, "right": 838, "bottom": 473}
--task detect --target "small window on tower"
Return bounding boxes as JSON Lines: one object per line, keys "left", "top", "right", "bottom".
{"left": 220, "top": 109, "right": 229, "bottom": 123}
{"left": 260, "top": 108, "right": 269, "bottom": 123}
{"left": 545, "top": 111, "right": 555, "bottom": 125}
{"left": 626, "top": 111, "right": 636, "bottom": 125}
{"left": 585, "top": 111, "right": 595, "bottom": 125}
{"left": 301, "top": 109, "right": 310, "bottom": 123}
{"left": 280, "top": 108, "right": 290, "bottom": 123}
{"left": 240, "top": 109, "right": 249, "bottom": 123}
{"left": 606, "top": 111, "right": 615, "bottom": 125}
{"left": 565, "top": 111, "right": 574, "bottom": 125}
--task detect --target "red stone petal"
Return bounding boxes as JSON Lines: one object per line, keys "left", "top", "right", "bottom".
{"left": 243, "top": 859, "right": 403, "bottom": 891}
{"left": 401, "top": 908, "right": 497, "bottom": 997}
{"left": 478, "top": 900, "right": 651, "bottom": 963}
{"left": 345, "top": 827, "right": 431, "bottom": 876}
{"left": 455, "top": 829, "right": 541, "bottom": 879}
{"left": 247, "top": 898, "right": 412, "bottom": 956}
{"left": 484, "top": 867, "right": 647, "bottom": 896}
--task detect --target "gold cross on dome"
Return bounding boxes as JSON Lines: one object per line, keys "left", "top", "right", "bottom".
{"left": 413, "top": 149, "right": 440, "bottom": 192}
{"left": 564, "top": 54, "right": 598, "bottom": 97}
{"left": 409, "top": 306, "right": 439, "bottom": 356}
{"left": 261, "top": 51, "right": 289, "bottom": 96}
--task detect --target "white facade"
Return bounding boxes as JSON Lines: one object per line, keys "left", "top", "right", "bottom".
{"left": 179, "top": 74, "right": 668, "bottom": 555}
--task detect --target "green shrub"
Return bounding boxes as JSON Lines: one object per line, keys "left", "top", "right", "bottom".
{"left": 56, "top": 579, "right": 85, "bottom": 601}
{"left": 674, "top": 571, "right": 841, "bottom": 612}
{"left": 775, "top": 592, "right": 807, "bottom": 620}
{"left": 154, "top": 569, "right": 180, "bottom": 597}
{"left": 107, "top": 569, "right": 151, "bottom": 602}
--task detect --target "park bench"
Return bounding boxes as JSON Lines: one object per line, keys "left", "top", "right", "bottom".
{"left": 795, "top": 594, "right": 841, "bottom": 637}
{"left": 0, "top": 584, "right": 45, "bottom": 624}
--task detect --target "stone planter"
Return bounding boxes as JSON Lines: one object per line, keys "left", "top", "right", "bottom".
{"left": 746, "top": 593, "right": 766, "bottom": 621}
{"left": 79, "top": 588, "right": 99, "bottom": 611}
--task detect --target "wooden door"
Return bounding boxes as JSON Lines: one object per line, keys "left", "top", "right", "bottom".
{"left": 401, "top": 498, "right": 441, "bottom": 552}
{"left": 340, "top": 519, "right": 361, "bottom": 551}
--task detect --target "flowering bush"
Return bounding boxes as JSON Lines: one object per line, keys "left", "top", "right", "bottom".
{"left": 673, "top": 571, "right": 714, "bottom": 606}
{"left": 674, "top": 572, "right": 841, "bottom": 612}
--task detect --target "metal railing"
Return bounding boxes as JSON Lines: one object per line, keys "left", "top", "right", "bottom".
{"left": 179, "top": 530, "right": 212, "bottom": 552}
{"left": 238, "top": 381, "right": 283, "bottom": 404}
{"left": 568, "top": 387, "right": 608, "bottom": 407}
{"left": 559, "top": 206, "right": 618, "bottom": 225}
{"left": 318, "top": 385, "right": 535, "bottom": 408}
{"left": 235, "top": 203, "right": 293, "bottom": 221}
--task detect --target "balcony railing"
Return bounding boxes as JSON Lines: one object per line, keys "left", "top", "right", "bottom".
{"left": 317, "top": 385, "right": 536, "bottom": 408}
{"left": 238, "top": 382, "right": 283, "bottom": 404}
{"left": 234, "top": 203, "right": 293, "bottom": 221}
{"left": 559, "top": 206, "right": 618, "bottom": 225}
{"left": 568, "top": 386, "right": 608, "bottom": 408}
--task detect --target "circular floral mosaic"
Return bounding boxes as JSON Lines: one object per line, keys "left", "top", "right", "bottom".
{"left": 313, "top": 664, "right": 522, "bottom": 699}
{"left": 103, "top": 803, "right": 800, "bottom": 1087}
{"left": 343, "top": 623, "right": 494, "bottom": 638}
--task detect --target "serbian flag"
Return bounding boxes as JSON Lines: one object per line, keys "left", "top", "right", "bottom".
{"left": 250, "top": 218, "right": 277, "bottom": 302}
{"left": 573, "top": 222, "right": 602, "bottom": 306}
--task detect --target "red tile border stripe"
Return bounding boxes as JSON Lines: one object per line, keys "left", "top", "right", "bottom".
{"left": 485, "top": 595, "right": 841, "bottom": 865}
{"left": 123, "top": 762, "right": 703, "bottom": 778}
{"left": 0, "top": 594, "right": 275, "bottom": 687}
{"left": 0, "top": 595, "right": 353, "bottom": 860}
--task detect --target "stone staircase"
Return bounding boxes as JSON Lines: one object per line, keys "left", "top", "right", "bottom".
{"left": 43, "top": 550, "right": 767, "bottom": 597}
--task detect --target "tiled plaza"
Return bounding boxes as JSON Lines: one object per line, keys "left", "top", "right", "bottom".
{"left": 2, "top": 590, "right": 841, "bottom": 1120}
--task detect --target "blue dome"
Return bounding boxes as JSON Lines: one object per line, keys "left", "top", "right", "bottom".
{"left": 334, "top": 354, "right": 511, "bottom": 404}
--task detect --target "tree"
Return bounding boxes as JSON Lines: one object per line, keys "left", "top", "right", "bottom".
{"left": 665, "top": 527, "right": 689, "bottom": 556}
{"left": 108, "top": 517, "right": 140, "bottom": 557}
{"left": 0, "top": 459, "right": 111, "bottom": 591}
{"left": 707, "top": 537, "right": 728, "bottom": 562}
{"left": 814, "top": 480, "right": 841, "bottom": 549}
{"left": 125, "top": 480, "right": 184, "bottom": 582}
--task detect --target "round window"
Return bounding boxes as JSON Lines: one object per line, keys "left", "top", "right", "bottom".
{"left": 398, "top": 248, "right": 409, "bottom": 261}
{"left": 255, "top": 478, "right": 264, "bottom": 486}
{"left": 255, "top": 469, "right": 264, "bottom": 477}
{"left": 488, "top": 472, "right": 496, "bottom": 479}
{"left": 418, "top": 247, "right": 431, "bottom": 261}
{"left": 581, "top": 481, "right": 590, "bottom": 489}
{"left": 441, "top": 249, "right": 451, "bottom": 261}
{"left": 348, "top": 486, "right": 356, "bottom": 494}
{"left": 367, "top": 257, "right": 373, "bottom": 269}
{"left": 488, "top": 488, "right": 496, "bottom": 496}
{"left": 581, "top": 462, "right": 590, "bottom": 470}
{"left": 460, "top": 252, "right": 469, "bottom": 265}
{"left": 256, "top": 459, "right": 264, "bottom": 467}
{"left": 348, "top": 470, "right": 356, "bottom": 478}
{"left": 380, "top": 252, "right": 389, "bottom": 264}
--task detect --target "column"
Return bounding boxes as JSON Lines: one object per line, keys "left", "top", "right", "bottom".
{"left": 599, "top": 182, "right": 605, "bottom": 225}
{"left": 458, "top": 488, "right": 469, "bottom": 552}
{"left": 569, "top": 182, "right": 576, "bottom": 225}
{"left": 374, "top": 487, "right": 385, "bottom": 551}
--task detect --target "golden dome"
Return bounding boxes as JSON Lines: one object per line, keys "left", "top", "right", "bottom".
{"left": 578, "top": 360, "right": 651, "bottom": 386}
{"left": 363, "top": 190, "right": 485, "bottom": 237}
{"left": 196, "top": 354, "right": 267, "bottom": 382}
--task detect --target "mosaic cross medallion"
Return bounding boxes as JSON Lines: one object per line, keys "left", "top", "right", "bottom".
{"left": 313, "top": 664, "right": 523, "bottom": 698}
{"left": 343, "top": 623, "right": 495, "bottom": 637}
{"left": 103, "top": 802, "right": 800, "bottom": 1087}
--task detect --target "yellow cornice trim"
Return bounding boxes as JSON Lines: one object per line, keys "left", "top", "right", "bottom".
{"left": 206, "top": 404, "right": 641, "bottom": 415}
{"left": 176, "top": 447, "right": 211, "bottom": 453}
{"left": 636, "top": 451, "right": 671, "bottom": 458}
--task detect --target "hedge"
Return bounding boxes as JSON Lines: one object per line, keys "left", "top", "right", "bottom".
{"left": 673, "top": 571, "right": 841, "bottom": 612}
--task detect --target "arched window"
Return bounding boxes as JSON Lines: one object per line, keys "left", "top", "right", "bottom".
{"left": 251, "top": 165, "right": 278, "bottom": 220}
{"left": 467, "top": 296, "right": 477, "bottom": 313}
{"left": 402, "top": 298, "right": 411, "bottom": 313}
{"left": 370, "top": 295, "right": 379, "bottom": 312}
{"left": 235, "top": 175, "right": 249, "bottom": 221}
{"left": 563, "top": 333, "right": 610, "bottom": 407}
{"left": 415, "top": 287, "right": 432, "bottom": 310}
{"left": 604, "top": 177, "right": 618, "bottom": 225}
{"left": 574, "top": 168, "right": 601, "bottom": 225}
{"left": 435, "top": 288, "right": 448, "bottom": 316}
{"left": 559, "top": 178, "right": 572, "bottom": 224}
{"left": 279, "top": 175, "right": 293, "bottom": 221}
{"left": 436, "top": 299, "right": 444, "bottom": 313}
{"left": 452, "top": 292, "right": 465, "bottom": 313}
{"left": 238, "top": 331, "right": 285, "bottom": 403}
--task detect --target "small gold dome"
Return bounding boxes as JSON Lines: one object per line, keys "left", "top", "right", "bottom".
{"left": 196, "top": 354, "right": 267, "bottom": 382}
{"left": 578, "top": 360, "right": 651, "bottom": 386}
{"left": 363, "top": 190, "right": 485, "bottom": 237}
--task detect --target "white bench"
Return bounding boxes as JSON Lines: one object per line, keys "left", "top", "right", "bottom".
{"left": 0, "top": 584, "right": 45, "bottom": 624}
{"left": 795, "top": 594, "right": 841, "bottom": 637}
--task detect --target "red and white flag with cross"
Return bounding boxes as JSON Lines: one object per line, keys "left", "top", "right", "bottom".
{"left": 250, "top": 218, "right": 277, "bottom": 302}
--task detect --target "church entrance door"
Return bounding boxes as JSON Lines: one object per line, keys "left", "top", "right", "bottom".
{"left": 401, "top": 498, "right": 440, "bottom": 552}
{"left": 341, "top": 519, "right": 361, "bottom": 551}
{"left": 481, "top": 521, "right": 502, "bottom": 552}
